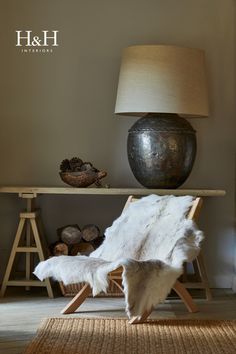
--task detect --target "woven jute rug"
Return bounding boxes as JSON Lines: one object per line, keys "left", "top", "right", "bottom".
{"left": 23, "top": 318, "right": 236, "bottom": 354}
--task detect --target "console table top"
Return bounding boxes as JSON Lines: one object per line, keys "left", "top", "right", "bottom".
{"left": 0, "top": 186, "right": 226, "bottom": 197}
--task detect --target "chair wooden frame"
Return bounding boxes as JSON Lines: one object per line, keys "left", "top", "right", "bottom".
{"left": 61, "top": 195, "right": 208, "bottom": 324}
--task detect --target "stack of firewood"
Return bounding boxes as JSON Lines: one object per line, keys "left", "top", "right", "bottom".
{"left": 49, "top": 224, "right": 104, "bottom": 257}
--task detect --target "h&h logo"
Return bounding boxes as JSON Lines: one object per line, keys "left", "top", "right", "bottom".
{"left": 16, "top": 30, "right": 59, "bottom": 53}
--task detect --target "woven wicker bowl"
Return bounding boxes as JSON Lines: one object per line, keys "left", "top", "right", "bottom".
{"left": 60, "top": 171, "right": 107, "bottom": 188}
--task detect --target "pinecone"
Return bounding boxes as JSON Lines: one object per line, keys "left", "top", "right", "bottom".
{"left": 60, "top": 159, "right": 71, "bottom": 172}
{"left": 80, "top": 162, "right": 94, "bottom": 171}
{"left": 69, "top": 157, "right": 83, "bottom": 171}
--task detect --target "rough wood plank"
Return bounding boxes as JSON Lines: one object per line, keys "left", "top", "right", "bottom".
{"left": 16, "top": 247, "right": 38, "bottom": 253}
{"left": 0, "top": 186, "right": 226, "bottom": 197}
{"left": 6, "top": 280, "right": 48, "bottom": 287}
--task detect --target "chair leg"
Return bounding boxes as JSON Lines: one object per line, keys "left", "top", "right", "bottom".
{"left": 130, "top": 280, "right": 198, "bottom": 324}
{"left": 196, "top": 253, "right": 212, "bottom": 301}
{"left": 173, "top": 280, "right": 198, "bottom": 313}
{"left": 129, "top": 308, "right": 153, "bottom": 324}
{"left": 61, "top": 283, "right": 91, "bottom": 314}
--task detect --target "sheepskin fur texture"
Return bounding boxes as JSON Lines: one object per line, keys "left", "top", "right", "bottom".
{"left": 34, "top": 194, "right": 204, "bottom": 318}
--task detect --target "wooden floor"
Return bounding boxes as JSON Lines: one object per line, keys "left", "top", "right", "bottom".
{"left": 0, "top": 288, "right": 236, "bottom": 354}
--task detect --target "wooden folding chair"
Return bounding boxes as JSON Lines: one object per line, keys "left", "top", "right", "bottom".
{"left": 61, "top": 195, "right": 209, "bottom": 324}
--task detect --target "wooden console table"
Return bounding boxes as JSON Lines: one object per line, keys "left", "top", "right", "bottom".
{"left": 0, "top": 186, "right": 226, "bottom": 298}
{"left": 0, "top": 186, "right": 226, "bottom": 197}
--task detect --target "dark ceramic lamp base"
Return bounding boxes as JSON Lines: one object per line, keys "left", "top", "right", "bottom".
{"left": 127, "top": 113, "right": 197, "bottom": 189}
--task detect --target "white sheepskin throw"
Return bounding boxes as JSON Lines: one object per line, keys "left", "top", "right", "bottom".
{"left": 34, "top": 195, "right": 203, "bottom": 318}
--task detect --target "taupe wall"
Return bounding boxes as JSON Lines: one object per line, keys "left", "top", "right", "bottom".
{"left": 0, "top": 0, "right": 235, "bottom": 288}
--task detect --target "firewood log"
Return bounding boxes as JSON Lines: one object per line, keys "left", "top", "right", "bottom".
{"left": 57, "top": 224, "right": 82, "bottom": 245}
{"left": 49, "top": 241, "right": 68, "bottom": 256}
{"left": 92, "top": 235, "right": 105, "bottom": 249}
{"left": 81, "top": 224, "right": 100, "bottom": 242}
{"left": 71, "top": 242, "right": 95, "bottom": 256}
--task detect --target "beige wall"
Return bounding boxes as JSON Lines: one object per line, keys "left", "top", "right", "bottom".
{"left": 0, "top": 0, "right": 235, "bottom": 288}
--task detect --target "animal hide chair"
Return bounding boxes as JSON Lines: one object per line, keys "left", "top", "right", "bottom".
{"left": 34, "top": 194, "right": 203, "bottom": 324}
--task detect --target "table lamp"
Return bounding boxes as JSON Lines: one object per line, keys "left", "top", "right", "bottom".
{"left": 115, "top": 45, "right": 209, "bottom": 188}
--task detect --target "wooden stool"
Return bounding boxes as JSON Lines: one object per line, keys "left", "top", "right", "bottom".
{"left": 0, "top": 193, "right": 53, "bottom": 298}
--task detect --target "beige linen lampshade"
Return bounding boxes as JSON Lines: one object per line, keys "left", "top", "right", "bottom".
{"left": 115, "top": 45, "right": 209, "bottom": 117}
